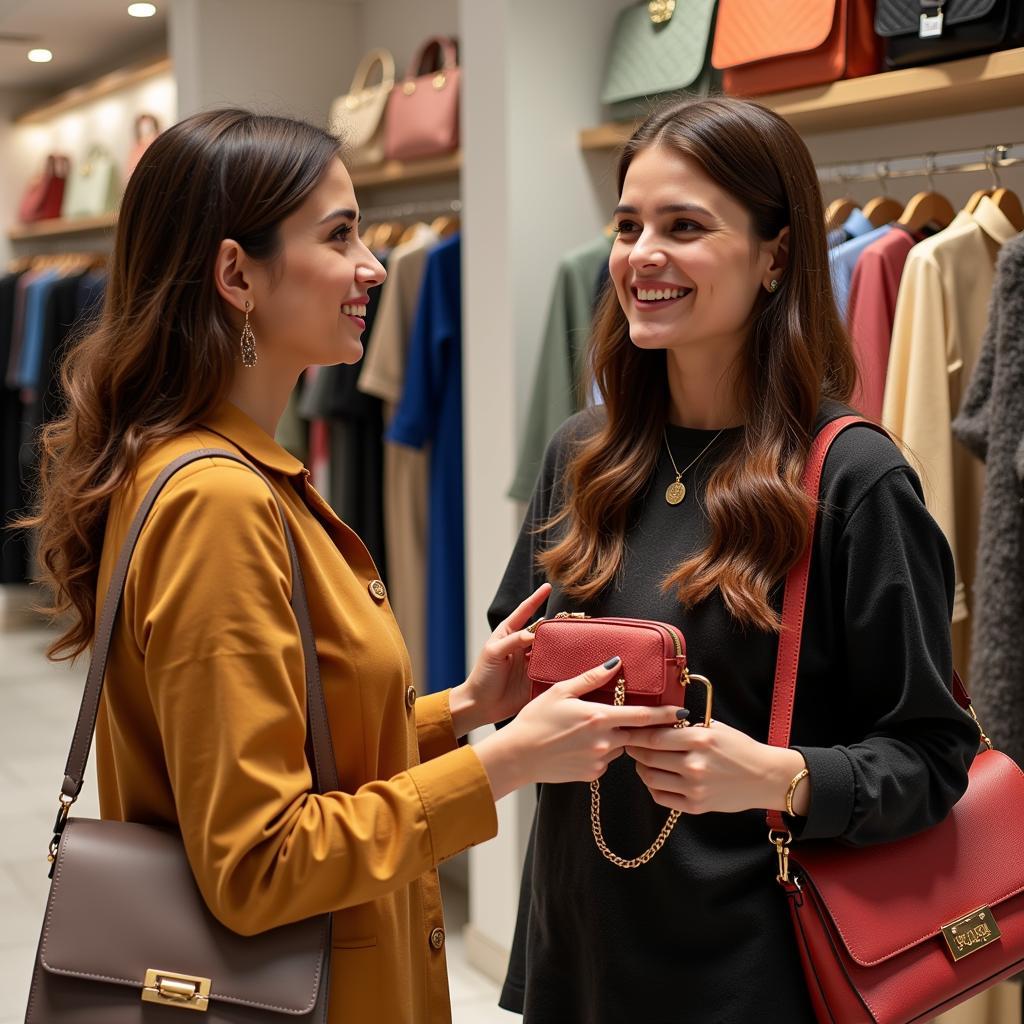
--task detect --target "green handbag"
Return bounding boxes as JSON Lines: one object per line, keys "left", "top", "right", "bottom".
{"left": 601, "top": 0, "right": 720, "bottom": 121}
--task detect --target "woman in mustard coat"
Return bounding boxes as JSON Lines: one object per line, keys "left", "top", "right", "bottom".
{"left": 26, "top": 109, "right": 683, "bottom": 1023}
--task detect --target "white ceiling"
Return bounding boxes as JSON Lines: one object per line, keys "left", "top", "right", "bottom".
{"left": 0, "top": 0, "right": 167, "bottom": 92}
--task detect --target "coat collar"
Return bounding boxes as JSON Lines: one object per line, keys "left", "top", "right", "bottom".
{"left": 972, "top": 195, "right": 1020, "bottom": 247}
{"left": 200, "top": 401, "right": 305, "bottom": 478}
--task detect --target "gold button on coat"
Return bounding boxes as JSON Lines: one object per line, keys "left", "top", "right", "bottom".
{"left": 406, "top": 685, "right": 417, "bottom": 710}
{"left": 368, "top": 579, "right": 387, "bottom": 601}
{"left": 429, "top": 927, "right": 445, "bottom": 950}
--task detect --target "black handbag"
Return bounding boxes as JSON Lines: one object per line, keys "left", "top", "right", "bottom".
{"left": 875, "top": 0, "right": 1024, "bottom": 70}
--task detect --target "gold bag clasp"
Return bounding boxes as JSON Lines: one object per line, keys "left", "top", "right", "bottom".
{"left": 941, "top": 907, "right": 1002, "bottom": 962}
{"left": 142, "top": 969, "right": 211, "bottom": 1012}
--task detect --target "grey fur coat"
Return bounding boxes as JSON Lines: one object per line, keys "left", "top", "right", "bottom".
{"left": 952, "top": 230, "right": 1024, "bottom": 768}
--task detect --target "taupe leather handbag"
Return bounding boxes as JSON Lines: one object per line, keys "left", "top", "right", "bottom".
{"left": 25, "top": 449, "right": 335, "bottom": 1022}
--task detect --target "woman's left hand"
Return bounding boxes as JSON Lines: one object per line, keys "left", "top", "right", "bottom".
{"left": 452, "top": 583, "right": 552, "bottom": 735}
{"left": 625, "top": 718, "right": 807, "bottom": 815}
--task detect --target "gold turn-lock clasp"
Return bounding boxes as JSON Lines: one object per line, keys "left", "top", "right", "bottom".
{"left": 142, "top": 970, "right": 211, "bottom": 1012}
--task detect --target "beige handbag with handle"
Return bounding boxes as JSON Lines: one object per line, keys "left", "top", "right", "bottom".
{"left": 330, "top": 48, "right": 396, "bottom": 168}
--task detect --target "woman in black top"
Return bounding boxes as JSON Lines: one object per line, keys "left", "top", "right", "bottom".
{"left": 488, "top": 97, "right": 980, "bottom": 1022}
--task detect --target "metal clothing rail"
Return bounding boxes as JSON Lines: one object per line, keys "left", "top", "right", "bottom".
{"left": 360, "top": 198, "right": 462, "bottom": 221}
{"left": 817, "top": 143, "right": 1024, "bottom": 187}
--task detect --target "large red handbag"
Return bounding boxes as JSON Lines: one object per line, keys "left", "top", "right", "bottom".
{"left": 769, "top": 415, "right": 1024, "bottom": 1023}
{"left": 711, "top": 0, "right": 881, "bottom": 97}
{"left": 18, "top": 155, "right": 70, "bottom": 223}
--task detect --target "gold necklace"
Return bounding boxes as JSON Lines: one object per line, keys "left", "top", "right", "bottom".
{"left": 663, "top": 428, "right": 725, "bottom": 505}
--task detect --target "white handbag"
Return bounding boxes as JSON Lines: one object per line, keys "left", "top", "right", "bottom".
{"left": 63, "top": 145, "right": 119, "bottom": 218}
{"left": 330, "top": 49, "right": 396, "bottom": 168}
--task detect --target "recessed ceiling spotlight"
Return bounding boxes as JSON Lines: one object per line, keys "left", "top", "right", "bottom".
{"left": 27, "top": 49, "right": 53, "bottom": 63}
{"left": 128, "top": 3, "right": 157, "bottom": 16}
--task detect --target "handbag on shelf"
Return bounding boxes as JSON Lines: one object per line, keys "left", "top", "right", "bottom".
{"left": 600, "top": 0, "right": 720, "bottom": 121}
{"left": 330, "top": 49, "right": 396, "bottom": 168}
{"left": 18, "top": 155, "right": 70, "bottom": 223}
{"left": 874, "top": 0, "right": 1024, "bottom": 71}
{"left": 25, "top": 449, "right": 334, "bottom": 1023}
{"left": 711, "top": 0, "right": 882, "bottom": 97}
{"left": 383, "top": 36, "right": 460, "bottom": 162}
{"left": 124, "top": 113, "right": 161, "bottom": 180}
{"left": 525, "top": 612, "right": 714, "bottom": 869}
{"left": 62, "top": 144, "right": 120, "bottom": 219}
{"left": 769, "top": 415, "right": 1024, "bottom": 1024}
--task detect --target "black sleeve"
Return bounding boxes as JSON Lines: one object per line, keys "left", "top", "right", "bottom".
{"left": 793, "top": 465, "right": 980, "bottom": 845}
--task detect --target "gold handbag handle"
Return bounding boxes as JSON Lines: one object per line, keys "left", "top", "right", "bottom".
{"left": 590, "top": 672, "right": 713, "bottom": 869}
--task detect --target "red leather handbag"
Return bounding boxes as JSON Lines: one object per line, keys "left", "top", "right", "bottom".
{"left": 711, "top": 0, "right": 881, "bottom": 97}
{"left": 526, "top": 612, "right": 714, "bottom": 869}
{"left": 769, "top": 416, "right": 1024, "bottom": 1023}
{"left": 18, "top": 155, "right": 70, "bottom": 223}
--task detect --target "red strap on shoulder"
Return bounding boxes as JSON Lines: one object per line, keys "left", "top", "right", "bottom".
{"left": 765, "top": 415, "right": 882, "bottom": 832}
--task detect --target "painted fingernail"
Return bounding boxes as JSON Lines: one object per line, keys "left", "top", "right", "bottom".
{"left": 676, "top": 708, "right": 690, "bottom": 721}
{"left": 603, "top": 656, "right": 621, "bottom": 670}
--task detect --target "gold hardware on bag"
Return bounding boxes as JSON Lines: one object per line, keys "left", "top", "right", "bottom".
{"left": 142, "top": 970, "right": 211, "bottom": 1012}
{"left": 941, "top": 907, "right": 1002, "bottom": 962}
{"left": 967, "top": 704, "right": 994, "bottom": 751}
{"left": 770, "top": 829, "right": 794, "bottom": 884}
{"left": 526, "top": 611, "right": 589, "bottom": 634}
{"left": 433, "top": 72, "right": 447, "bottom": 90}
{"left": 402, "top": 81, "right": 416, "bottom": 96}
{"left": 648, "top": 0, "right": 676, "bottom": 25}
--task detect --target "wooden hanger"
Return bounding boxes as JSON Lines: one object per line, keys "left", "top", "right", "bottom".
{"left": 990, "top": 187, "right": 1024, "bottom": 232}
{"left": 825, "top": 197, "right": 857, "bottom": 233}
{"left": 861, "top": 195, "right": 904, "bottom": 227}
{"left": 398, "top": 220, "right": 424, "bottom": 245}
{"left": 964, "top": 189, "right": 993, "bottom": 214}
{"left": 430, "top": 214, "right": 460, "bottom": 239}
{"left": 897, "top": 190, "right": 956, "bottom": 233}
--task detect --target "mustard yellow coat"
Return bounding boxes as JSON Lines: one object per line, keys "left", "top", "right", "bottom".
{"left": 94, "top": 402, "right": 498, "bottom": 1023}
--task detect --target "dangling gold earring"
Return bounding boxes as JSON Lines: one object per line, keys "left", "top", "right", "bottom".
{"left": 768, "top": 279, "right": 780, "bottom": 293}
{"left": 240, "top": 301, "right": 257, "bottom": 368}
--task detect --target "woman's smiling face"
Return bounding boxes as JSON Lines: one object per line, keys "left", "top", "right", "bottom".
{"left": 610, "top": 144, "right": 782, "bottom": 359}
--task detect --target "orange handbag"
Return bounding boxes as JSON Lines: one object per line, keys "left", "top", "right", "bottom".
{"left": 711, "top": 0, "right": 881, "bottom": 97}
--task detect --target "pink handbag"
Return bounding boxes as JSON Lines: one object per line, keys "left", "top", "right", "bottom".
{"left": 384, "top": 36, "right": 460, "bottom": 161}
{"left": 124, "top": 114, "right": 161, "bottom": 180}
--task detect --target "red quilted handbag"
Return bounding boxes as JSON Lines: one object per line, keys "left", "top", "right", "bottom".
{"left": 526, "top": 613, "right": 714, "bottom": 869}
{"left": 769, "top": 416, "right": 1024, "bottom": 1023}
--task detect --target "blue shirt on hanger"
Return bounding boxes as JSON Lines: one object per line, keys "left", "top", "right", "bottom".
{"left": 829, "top": 222, "right": 893, "bottom": 320}
{"left": 15, "top": 270, "right": 59, "bottom": 390}
{"left": 386, "top": 233, "right": 465, "bottom": 694}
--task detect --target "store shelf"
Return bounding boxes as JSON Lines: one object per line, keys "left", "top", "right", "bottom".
{"left": 579, "top": 46, "right": 1024, "bottom": 150}
{"left": 9, "top": 213, "right": 117, "bottom": 242}
{"left": 350, "top": 151, "right": 462, "bottom": 188}
{"left": 15, "top": 57, "right": 172, "bottom": 126}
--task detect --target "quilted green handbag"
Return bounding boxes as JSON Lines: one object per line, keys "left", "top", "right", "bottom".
{"left": 601, "top": 0, "right": 720, "bottom": 121}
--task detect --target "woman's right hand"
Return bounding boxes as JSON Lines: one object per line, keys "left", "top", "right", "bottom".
{"left": 473, "top": 657, "right": 685, "bottom": 802}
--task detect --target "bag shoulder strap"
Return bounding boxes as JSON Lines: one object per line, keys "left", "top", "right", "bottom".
{"left": 60, "top": 448, "right": 339, "bottom": 806}
{"left": 763, "top": 414, "right": 977, "bottom": 832}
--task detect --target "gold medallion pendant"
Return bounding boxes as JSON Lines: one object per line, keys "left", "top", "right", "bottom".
{"left": 665, "top": 480, "right": 686, "bottom": 505}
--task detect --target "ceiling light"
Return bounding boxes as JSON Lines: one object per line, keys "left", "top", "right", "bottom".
{"left": 27, "top": 49, "right": 53, "bottom": 63}
{"left": 128, "top": 3, "right": 157, "bottom": 16}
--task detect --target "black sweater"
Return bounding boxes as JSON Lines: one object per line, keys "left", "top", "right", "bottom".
{"left": 487, "top": 400, "right": 979, "bottom": 1024}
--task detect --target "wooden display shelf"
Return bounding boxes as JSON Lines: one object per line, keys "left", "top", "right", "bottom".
{"left": 15, "top": 56, "right": 172, "bottom": 126}
{"left": 9, "top": 213, "right": 117, "bottom": 241}
{"left": 580, "top": 46, "right": 1024, "bottom": 150}
{"left": 350, "top": 151, "right": 461, "bottom": 187}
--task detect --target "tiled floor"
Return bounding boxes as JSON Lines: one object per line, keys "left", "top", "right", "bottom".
{"left": 0, "top": 618, "right": 512, "bottom": 1024}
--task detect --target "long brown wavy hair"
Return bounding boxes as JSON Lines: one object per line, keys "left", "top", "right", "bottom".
{"left": 17, "top": 109, "right": 341, "bottom": 661}
{"left": 539, "top": 97, "right": 857, "bottom": 631}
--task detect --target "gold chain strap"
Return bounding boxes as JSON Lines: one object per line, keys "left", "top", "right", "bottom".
{"left": 589, "top": 678, "right": 688, "bottom": 869}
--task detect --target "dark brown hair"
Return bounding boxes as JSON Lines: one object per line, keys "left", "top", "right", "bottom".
{"left": 539, "top": 96, "right": 857, "bottom": 631}
{"left": 19, "top": 108, "right": 341, "bottom": 660}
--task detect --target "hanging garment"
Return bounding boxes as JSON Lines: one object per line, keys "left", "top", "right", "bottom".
{"left": 882, "top": 196, "right": 1020, "bottom": 674}
{"left": 387, "top": 234, "right": 463, "bottom": 695}
{"left": 297, "top": 254, "right": 389, "bottom": 577}
{"left": 830, "top": 222, "right": 892, "bottom": 320}
{"left": 952, "top": 231, "right": 1024, "bottom": 768}
{"left": 0, "top": 270, "right": 29, "bottom": 584}
{"left": 509, "top": 234, "right": 613, "bottom": 502}
{"left": 847, "top": 225, "right": 922, "bottom": 419}
{"left": 359, "top": 224, "right": 437, "bottom": 692}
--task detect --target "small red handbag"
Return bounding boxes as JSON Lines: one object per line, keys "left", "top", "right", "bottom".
{"left": 526, "top": 612, "right": 714, "bottom": 869}
{"left": 18, "top": 155, "right": 69, "bottom": 223}
{"left": 769, "top": 416, "right": 1024, "bottom": 1023}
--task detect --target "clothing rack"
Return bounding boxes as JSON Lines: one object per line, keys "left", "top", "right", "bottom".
{"left": 360, "top": 198, "right": 462, "bottom": 222}
{"left": 817, "top": 142, "right": 1024, "bottom": 187}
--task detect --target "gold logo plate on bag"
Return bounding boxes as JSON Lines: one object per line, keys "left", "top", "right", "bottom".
{"left": 940, "top": 907, "right": 1001, "bottom": 962}
{"left": 142, "top": 969, "right": 211, "bottom": 1011}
